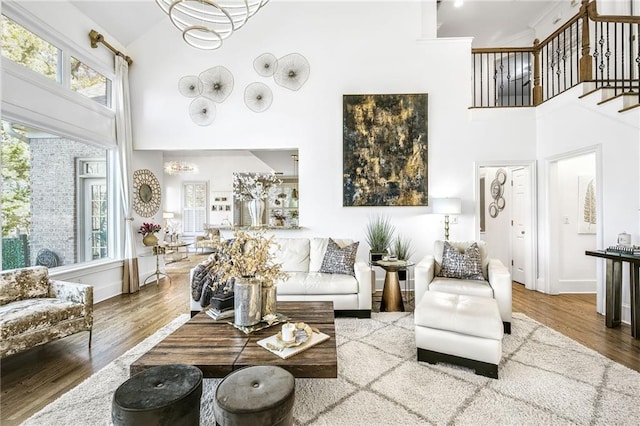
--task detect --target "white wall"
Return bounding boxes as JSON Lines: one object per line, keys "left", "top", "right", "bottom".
{"left": 555, "top": 153, "right": 597, "bottom": 293}
{"left": 537, "top": 85, "right": 639, "bottom": 322}
{"left": 127, "top": 2, "right": 538, "bottom": 278}
{"left": 480, "top": 167, "right": 512, "bottom": 267}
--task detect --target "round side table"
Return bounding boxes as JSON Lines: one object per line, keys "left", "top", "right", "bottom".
{"left": 374, "top": 260, "right": 414, "bottom": 312}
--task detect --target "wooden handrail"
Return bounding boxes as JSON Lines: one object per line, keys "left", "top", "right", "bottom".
{"left": 471, "top": 0, "right": 639, "bottom": 55}
{"left": 537, "top": 9, "right": 584, "bottom": 49}
{"left": 470, "top": 0, "right": 639, "bottom": 108}
{"left": 588, "top": 1, "right": 640, "bottom": 24}
{"left": 471, "top": 47, "right": 534, "bottom": 54}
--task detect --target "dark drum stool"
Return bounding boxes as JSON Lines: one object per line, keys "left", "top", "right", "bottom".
{"left": 214, "top": 365, "right": 295, "bottom": 426}
{"left": 112, "top": 364, "right": 203, "bottom": 426}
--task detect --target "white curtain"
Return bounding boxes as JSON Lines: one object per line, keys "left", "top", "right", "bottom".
{"left": 114, "top": 56, "right": 139, "bottom": 293}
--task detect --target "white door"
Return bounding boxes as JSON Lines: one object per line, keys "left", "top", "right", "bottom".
{"left": 511, "top": 167, "right": 530, "bottom": 285}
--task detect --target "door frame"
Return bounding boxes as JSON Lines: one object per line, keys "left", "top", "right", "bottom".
{"left": 543, "top": 145, "right": 603, "bottom": 311}
{"left": 474, "top": 160, "right": 537, "bottom": 290}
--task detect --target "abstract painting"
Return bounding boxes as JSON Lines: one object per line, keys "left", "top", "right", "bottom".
{"left": 343, "top": 93, "right": 428, "bottom": 206}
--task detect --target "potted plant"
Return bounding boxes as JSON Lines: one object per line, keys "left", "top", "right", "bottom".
{"left": 364, "top": 215, "right": 395, "bottom": 262}
{"left": 393, "top": 235, "right": 414, "bottom": 280}
{"left": 211, "top": 229, "right": 288, "bottom": 326}
{"left": 138, "top": 222, "right": 161, "bottom": 246}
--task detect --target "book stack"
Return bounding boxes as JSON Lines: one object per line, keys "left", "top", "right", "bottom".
{"left": 606, "top": 245, "right": 640, "bottom": 256}
{"left": 206, "top": 307, "right": 234, "bottom": 320}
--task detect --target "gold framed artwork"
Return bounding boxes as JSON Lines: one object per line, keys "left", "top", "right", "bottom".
{"left": 342, "top": 93, "right": 428, "bottom": 206}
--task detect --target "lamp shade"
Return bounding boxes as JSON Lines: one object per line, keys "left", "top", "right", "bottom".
{"left": 432, "top": 198, "right": 462, "bottom": 215}
{"left": 162, "top": 212, "right": 175, "bottom": 219}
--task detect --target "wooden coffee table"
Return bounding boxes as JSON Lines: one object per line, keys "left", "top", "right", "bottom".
{"left": 130, "top": 301, "right": 337, "bottom": 378}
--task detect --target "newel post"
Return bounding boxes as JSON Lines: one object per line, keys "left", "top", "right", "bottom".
{"left": 533, "top": 39, "right": 542, "bottom": 106}
{"left": 579, "top": 0, "right": 593, "bottom": 82}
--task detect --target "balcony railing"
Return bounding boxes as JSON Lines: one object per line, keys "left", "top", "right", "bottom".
{"left": 471, "top": 0, "right": 640, "bottom": 109}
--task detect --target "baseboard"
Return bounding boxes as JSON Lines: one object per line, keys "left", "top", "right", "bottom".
{"left": 557, "top": 279, "right": 597, "bottom": 294}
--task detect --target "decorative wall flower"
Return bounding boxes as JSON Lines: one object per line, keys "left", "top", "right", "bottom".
{"left": 189, "top": 97, "right": 216, "bottom": 126}
{"left": 244, "top": 82, "right": 273, "bottom": 113}
{"left": 274, "top": 53, "right": 310, "bottom": 91}
{"left": 199, "top": 66, "right": 234, "bottom": 103}
{"left": 253, "top": 53, "right": 278, "bottom": 77}
{"left": 178, "top": 75, "right": 202, "bottom": 97}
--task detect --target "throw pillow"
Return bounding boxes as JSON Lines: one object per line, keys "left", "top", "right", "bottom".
{"left": 319, "top": 238, "right": 359, "bottom": 276}
{"left": 437, "top": 241, "right": 485, "bottom": 280}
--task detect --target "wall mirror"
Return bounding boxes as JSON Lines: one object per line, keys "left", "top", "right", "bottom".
{"left": 133, "top": 169, "right": 161, "bottom": 217}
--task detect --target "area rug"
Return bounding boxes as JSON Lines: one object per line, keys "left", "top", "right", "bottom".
{"left": 23, "top": 312, "right": 640, "bottom": 425}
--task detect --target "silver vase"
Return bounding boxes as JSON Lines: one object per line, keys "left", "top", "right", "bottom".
{"left": 234, "top": 277, "right": 262, "bottom": 327}
{"left": 261, "top": 285, "right": 277, "bottom": 317}
{"left": 247, "top": 199, "right": 264, "bottom": 227}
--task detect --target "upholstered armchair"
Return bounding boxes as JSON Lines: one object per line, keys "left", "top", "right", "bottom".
{"left": 0, "top": 266, "right": 93, "bottom": 358}
{"left": 196, "top": 227, "right": 220, "bottom": 254}
{"left": 414, "top": 240, "right": 512, "bottom": 333}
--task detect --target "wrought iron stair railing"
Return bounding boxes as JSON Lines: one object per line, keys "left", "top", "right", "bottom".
{"left": 471, "top": 0, "right": 640, "bottom": 111}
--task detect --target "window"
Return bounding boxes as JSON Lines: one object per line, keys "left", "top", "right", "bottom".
{"left": 182, "top": 182, "right": 207, "bottom": 235}
{"left": 1, "top": 14, "right": 113, "bottom": 108}
{"left": 1, "top": 14, "right": 60, "bottom": 82}
{"left": 1, "top": 120, "right": 111, "bottom": 269}
{"left": 71, "top": 57, "right": 112, "bottom": 107}
{"left": 78, "top": 159, "right": 108, "bottom": 260}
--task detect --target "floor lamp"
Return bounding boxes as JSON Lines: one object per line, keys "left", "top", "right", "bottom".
{"left": 432, "top": 198, "right": 462, "bottom": 241}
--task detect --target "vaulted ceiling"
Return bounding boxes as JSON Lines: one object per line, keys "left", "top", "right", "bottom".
{"left": 69, "top": 0, "right": 563, "bottom": 49}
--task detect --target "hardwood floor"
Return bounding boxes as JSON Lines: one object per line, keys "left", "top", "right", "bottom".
{"left": 2, "top": 257, "right": 639, "bottom": 425}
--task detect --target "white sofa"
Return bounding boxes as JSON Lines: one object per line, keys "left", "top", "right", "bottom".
{"left": 189, "top": 237, "right": 372, "bottom": 318}
{"left": 414, "top": 240, "right": 512, "bottom": 334}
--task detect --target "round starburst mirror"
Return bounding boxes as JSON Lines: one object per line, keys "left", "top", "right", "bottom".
{"left": 133, "top": 169, "right": 161, "bottom": 217}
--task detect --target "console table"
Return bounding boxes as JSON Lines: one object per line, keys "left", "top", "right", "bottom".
{"left": 585, "top": 250, "right": 639, "bottom": 339}
{"left": 141, "top": 246, "right": 170, "bottom": 286}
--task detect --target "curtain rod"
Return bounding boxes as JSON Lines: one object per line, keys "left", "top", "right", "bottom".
{"left": 89, "top": 29, "right": 133, "bottom": 66}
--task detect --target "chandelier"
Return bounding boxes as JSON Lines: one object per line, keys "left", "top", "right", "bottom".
{"left": 155, "top": 0, "right": 270, "bottom": 50}
{"left": 164, "top": 160, "right": 199, "bottom": 175}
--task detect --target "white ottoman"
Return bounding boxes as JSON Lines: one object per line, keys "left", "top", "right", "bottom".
{"left": 414, "top": 291, "right": 504, "bottom": 379}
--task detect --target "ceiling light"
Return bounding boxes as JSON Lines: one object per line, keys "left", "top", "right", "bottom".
{"left": 454, "top": 0, "right": 464, "bottom": 8}
{"left": 155, "top": 0, "right": 270, "bottom": 50}
{"left": 164, "top": 160, "right": 199, "bottom": 175}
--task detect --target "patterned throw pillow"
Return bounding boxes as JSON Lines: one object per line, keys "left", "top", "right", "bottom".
{"left": 437, "top": 241, "right": 485, "bottom": 280}
{"left": 319, "top": 238, "right": 359, "bottom": 276}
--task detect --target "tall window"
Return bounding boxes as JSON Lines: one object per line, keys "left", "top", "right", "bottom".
{"left": 182, "top": 182, "right": 207, "bottom": 235}
{"left": 1, "top": 15, "right": 112, "bottom": 107}
{"left": 1, "top": 15, "right": 60, "bottom": 82}
{"left": 71, "top": 57, "right": 112, "bottom": 107}
{"left": 1, "top": 120, "right": 110, "bottom": 269}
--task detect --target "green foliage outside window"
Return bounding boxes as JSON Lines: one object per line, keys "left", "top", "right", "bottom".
{"left": 1, "top": 125, "right": 31, "bottom": 238}
{"left": 1, "top": 14, "right": 59, "bottom": 82}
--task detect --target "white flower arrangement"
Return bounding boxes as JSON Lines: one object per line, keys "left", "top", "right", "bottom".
{"left": 233, "top": 172, "right": 282, "bottom": 201}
